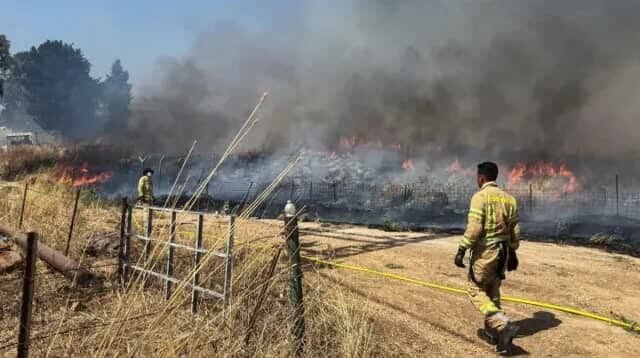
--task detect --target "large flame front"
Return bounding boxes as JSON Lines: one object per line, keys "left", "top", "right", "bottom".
{"left": 56, "top": 162, "right": 113, "bottom": 187}
{"left": 508, "top": 162, "right": 579, "bottom": 193}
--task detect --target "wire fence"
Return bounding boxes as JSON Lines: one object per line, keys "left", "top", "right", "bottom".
{"left": 0, "top": 185, "right": 240, "bottom": 355}
{"left": 172, "top": 179, "right": 640, "bottom": 223}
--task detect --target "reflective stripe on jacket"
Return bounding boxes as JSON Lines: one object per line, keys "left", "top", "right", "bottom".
{"left": 460, "top": 182, "right": 520, "bottom": 250}
{"left": 138, "top": 175, "right": 153, "bottom": 202}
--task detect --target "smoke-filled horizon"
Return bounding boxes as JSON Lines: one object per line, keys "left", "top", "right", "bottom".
{"left": 125, "top": 0, "right": 640, "bottom": 164}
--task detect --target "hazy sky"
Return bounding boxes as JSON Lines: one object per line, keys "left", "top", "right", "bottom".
{"left": 1, "top": 0, "right": 298, "bottom": 86}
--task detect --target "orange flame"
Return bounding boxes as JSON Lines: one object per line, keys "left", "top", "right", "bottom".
{"left": 508, "top": 161, "right": 579, "bottom": 193}
{"left": 402, "top": 159, "right": 415, "bottom": 170}
{"left": 57, "top": 162, "right": 113, "bottom": 187}
{"left": 447, "top": 159, "right": 474, "bottom": 176}
{"left": 508, "top": 162, "right": 527, "bottom": 184}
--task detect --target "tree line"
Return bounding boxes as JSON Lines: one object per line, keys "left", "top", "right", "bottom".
{"left": 0, "top": 34, "right": 131, "bottom": 139}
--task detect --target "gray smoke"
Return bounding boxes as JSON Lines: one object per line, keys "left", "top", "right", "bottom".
{"left": 128, "top": 0, "right": 640, "bottom": 163}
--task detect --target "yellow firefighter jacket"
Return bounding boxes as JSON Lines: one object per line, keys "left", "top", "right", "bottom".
{"left": 460, "top": 181, "right": 520, "bottom": 250}
{"left": 137, "top": 175, "right": 153, "bottom": 204}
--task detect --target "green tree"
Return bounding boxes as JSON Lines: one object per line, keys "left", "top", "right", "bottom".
{"left": 0, "top": 34, "right": 10, "bottom": 98}
{"left": 13, "top": 40, "right": 100, "bottom": 138}
{"left": 101, "top": 59, "right": 132, "bottom": 133}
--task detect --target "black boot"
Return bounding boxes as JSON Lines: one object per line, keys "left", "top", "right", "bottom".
{"left": 496, "top": 323, "right": 519, "bottom": 353}
{"left": 477, "top": 322, "right": 498, "bottom": 346}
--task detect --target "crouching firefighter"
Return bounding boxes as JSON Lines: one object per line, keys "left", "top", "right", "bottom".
{"left": 137, "top": 168, "right": 154, "bottom": 205}
{"left": 454, "top": 161, "right": 521, "bottom": 353}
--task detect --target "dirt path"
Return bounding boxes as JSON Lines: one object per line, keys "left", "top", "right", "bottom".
{"left": 281, "top": 221, "right": 640, "bottom": 357}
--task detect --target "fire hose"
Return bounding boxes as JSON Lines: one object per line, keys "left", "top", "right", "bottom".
{"left": 301, "top": 255, "right": 640, "bottom": 334}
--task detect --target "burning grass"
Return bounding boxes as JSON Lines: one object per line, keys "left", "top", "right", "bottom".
{"left": 0, "top": 145, "right": 118, "bottom": 188}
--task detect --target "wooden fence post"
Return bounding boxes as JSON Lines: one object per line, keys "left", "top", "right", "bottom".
{"left": 165, "top": 211, "right": 177, "bottom": 299}
{"left": 64, "top": 188, "right": 81, "bottom": 256}
{"left": 223, "top": 215, "right": 236, "bottom": 309}
{"left": 118, "top": 198, "right": 129, "bottom": 284}
{"left": 18, "top": 232, "right": 38, "bottom": 358}
{"left": 19, "top": 182, "right": 28, "bottom": 229}
{"left": 191, "top": 214, "right": 204, "bottom": 314}
{"left": 283, "top": 202, "right": 305, "bottom": 357}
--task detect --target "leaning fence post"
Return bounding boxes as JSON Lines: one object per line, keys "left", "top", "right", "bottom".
{"left": 165, "top": 211, "right": 177, "bottom": 300}
{"left": 191, "top": 214, "right": 204, "bottom": 314}
{"left": 18, "top": 232, "right": 38, "bottom": 358}
{"left": 283, "top": 200, "right": 305, "bottom": 357}
{"left": 64, "top": 188, "right": 81, "bottom": 256}
{"left": 223, "top": 215, "right": 236, "bottom": 310}
{"left": 19, "top": 182, "right": 28, "bottom": 229}
{"left": 118, "top": 198, "right": 129, "bottom": 284}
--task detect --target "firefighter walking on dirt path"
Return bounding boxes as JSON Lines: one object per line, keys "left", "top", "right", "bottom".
{"left": 137, "top": 168, "right": 154, "bottom": 205}
{"left": 454, "top": 162, "right": 521, "bottom": 354}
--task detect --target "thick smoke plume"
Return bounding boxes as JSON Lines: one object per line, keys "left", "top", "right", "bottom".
{"left": 127, "top": 0, "right": 640, "bottom": 165}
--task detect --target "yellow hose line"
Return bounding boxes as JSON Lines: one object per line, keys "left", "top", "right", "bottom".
{"left": 302, "top": 255, "right": 640, "bottom": 333}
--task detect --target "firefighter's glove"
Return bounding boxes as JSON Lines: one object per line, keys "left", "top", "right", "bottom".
{"left": 454, "top": 247, "right": 467, "bottom": 268}
{"left": 507, "top": 247, "right": 519, "bottom": 271}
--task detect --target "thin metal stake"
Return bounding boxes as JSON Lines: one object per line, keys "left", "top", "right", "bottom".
{"left": 223, "top": 215, "right": 236, "bottom": 309}
{"left": 529, "top": 183, "right": 533, "bottom": 213}
{"left": 144, "top": 207, "right": 153, "bottom": 264}
{"left": 191, "top": 214, "right": 204, "bottom": 314}
{"left": 165, "top": 211, "right": 176, "bottom": 299}
{"left": 616, "top": 175, "right": 620, "bottom": 217}
{"left": 64, "top": 188, "right": 81, "bottom": 256}
{"left": 123, "top": 205, "right": 133, "bottom": 282}
{"left": 19, "top": 182, "right": 28, "bottom": 229}
{"left": 118, "top": 198, "right": 129, "bottom": 284}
